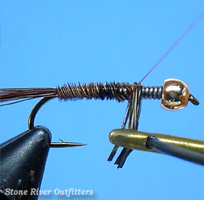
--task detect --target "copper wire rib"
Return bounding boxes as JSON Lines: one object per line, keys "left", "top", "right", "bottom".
{"left": 57, "top": 82, "right": 132, "bottom": 101}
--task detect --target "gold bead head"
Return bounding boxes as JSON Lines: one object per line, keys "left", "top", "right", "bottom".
{"left": 161, "top": 78, "right": 199, "bottom": 111}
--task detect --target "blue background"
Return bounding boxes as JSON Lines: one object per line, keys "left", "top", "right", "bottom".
{"left": 1, "top": 1, "right": 204, "bottom": 199}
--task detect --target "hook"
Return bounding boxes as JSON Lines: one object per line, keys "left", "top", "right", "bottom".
{"left": 28, "top": 97, "right": 85, "bottom": 147}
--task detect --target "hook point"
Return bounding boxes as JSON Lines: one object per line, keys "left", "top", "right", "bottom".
{"left": 50, "top": 141, "right": 86, "bottom": 148}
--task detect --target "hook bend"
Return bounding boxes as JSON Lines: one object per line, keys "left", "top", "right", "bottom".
{"left": 28, "top": 97, "right": 85, "bottom": 148}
